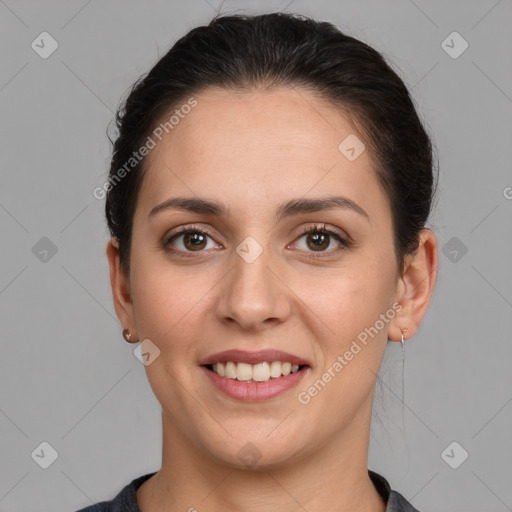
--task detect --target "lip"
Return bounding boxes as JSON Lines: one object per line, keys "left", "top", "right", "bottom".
{"left": 200, "top": 365, "right": 311, "bottom": 402}
{"left": 198, "top": 349, "right": 311, "bottom": 366}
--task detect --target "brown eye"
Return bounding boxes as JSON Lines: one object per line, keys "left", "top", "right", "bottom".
{"left": 292, "top": 224, "right": 350, "bottom": 258}
{"left": 304, "top": 231, "right": 330, "bottom": 251}
{"left": 181, "top": 232, "right": 207, "bottom": 251}
{"left": 165, "top": 227, "right": 219, "bottom": 254}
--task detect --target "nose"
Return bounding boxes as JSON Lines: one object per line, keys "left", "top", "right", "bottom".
{"left": 216, "top": 243, "right": 291, "bottom": 332}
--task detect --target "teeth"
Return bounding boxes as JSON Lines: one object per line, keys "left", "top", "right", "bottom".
{"left": 216, "top": 361, "right": 225, "bottom": 377}
{"left": 253, "top": 362, "right": 270, "bottom": 382}
{"left": 270, "top": 361, "right": 282, "bottom": 378}
{"left": 211, "top": 361, "right": 302, "bottom": 382}
{"left": 236, "top": 362, "right": 253, "bottom": 381}
{"left": 225, "top": 361, "right": 237, "bottom": 379}
{"left": 282, "top": 362, "right": 291, "bottom": 376}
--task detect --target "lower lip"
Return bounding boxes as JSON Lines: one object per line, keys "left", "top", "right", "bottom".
{"left": 200, "top": 366, "right": 310, "bottom": 402}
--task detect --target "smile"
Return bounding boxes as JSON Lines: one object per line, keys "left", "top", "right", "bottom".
{"left": 207, "top": 361, "right": 303, "bottom": 383}
{"left": 201, "top": 363, "right": 310, "bottom": 401}
{"left": 199, "top": 349, "right": 311, "bottom": 401}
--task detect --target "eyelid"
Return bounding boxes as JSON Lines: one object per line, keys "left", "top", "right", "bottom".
{"left": 163, "top": 222, "right": 351, "bottom": 257}
{"left": 295, "top": 223, "right": 349, "bottom": 242}
{"left": 164, "top": 224, "right": 222, "bottom": 249}
{"left": 290, "top": 223, "right": 351, "bottom": 255}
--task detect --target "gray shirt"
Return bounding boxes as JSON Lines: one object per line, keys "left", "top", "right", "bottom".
{"left": 75, "top": 470, "right": 420, "bottom": 512}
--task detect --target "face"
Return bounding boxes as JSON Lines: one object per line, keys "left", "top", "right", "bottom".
{"left": 111, "top": 86, "right": 409, "bottom": 469}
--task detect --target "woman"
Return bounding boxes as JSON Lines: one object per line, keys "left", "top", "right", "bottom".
{"left": 78, "top": 11, "right": 438, "bottom": 512}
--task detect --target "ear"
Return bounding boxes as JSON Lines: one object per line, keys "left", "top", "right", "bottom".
{"left": 388, "top": 228, "right": 438, "bottom": 342}
{"left": 106, "top": 238, "right": 138, "bottom": 339}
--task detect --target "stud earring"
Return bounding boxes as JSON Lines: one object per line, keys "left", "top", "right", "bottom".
{"left": 122, "top": 328, "right": 138, "bottom": 343}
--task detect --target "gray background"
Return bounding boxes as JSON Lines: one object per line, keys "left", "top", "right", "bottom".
{"left": 1, "top": 0, "right": 511, "bottom": 510}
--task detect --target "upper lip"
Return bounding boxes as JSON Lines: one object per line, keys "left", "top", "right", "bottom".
{"left": 198, "top": 349, "right": 311, "bottom": 367}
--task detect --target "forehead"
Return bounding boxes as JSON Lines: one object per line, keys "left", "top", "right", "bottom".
{"left": 136, "top": 86, "right": 389, "bottom": 222}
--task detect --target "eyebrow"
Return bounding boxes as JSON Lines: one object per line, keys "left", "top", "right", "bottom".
{"left": 148, "top": 195, "right": 369, "bottom": 222}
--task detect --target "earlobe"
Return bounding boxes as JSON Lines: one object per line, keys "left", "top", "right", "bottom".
{"left": 106, "top": 238, "right": 137, "bottom": 334}
{"left": 389, "top": 229, "right": 438, "bottom": 342}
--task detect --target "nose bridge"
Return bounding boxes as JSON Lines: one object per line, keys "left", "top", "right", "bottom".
{"left": 218, "top": 236, "right": 290, "bottom": 329}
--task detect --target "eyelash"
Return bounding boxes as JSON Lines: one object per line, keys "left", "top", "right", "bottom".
{"left": 298, "top": 224, "right": 350, "bottom": 259}
{"left": 163, "top": 223, "right": 351, "bottom": 260}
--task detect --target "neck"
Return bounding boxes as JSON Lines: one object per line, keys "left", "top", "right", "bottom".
{"left": 138, "top": 406, "right": 386, "bottom": 512}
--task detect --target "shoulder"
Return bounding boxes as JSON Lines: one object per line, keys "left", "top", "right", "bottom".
{"left": 74, "top": 504, "right": 110, "bottom": 512}
{"left": 387, "top": 490, "right": 422, "bottom": 512}
{"left": 73, "top": 472, "right": 157, "bottom": 512}
{"left": 369, "top": 470, "right": 422, "bottom": 512}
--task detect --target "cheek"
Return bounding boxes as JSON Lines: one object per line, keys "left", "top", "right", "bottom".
{"left": 299, "top": 264, "right": 393, "bottom": 404}
{"left": 295, "top": 256, "right": 392, "bottom": 334}
{"left": 129, "top": 252, "right": 212, "bottom": 348}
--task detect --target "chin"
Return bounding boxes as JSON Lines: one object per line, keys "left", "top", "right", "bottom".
{"left": 197, "top": 427, "right": 307, "bottom": 472}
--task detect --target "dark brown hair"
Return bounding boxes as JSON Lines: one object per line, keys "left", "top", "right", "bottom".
{"left": 105, "top": 12, "right": 438, "bottom": 276}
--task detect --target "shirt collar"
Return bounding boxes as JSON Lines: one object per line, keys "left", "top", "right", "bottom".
{"left": 369, "top": 470, "right": 421, "bottom": 512}
{"left": 110, "top": 470, "right": 420, "bottom": 512}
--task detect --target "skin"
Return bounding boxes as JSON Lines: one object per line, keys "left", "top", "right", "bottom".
{"left": 106, "top": 86, "right": 438, "bottom": 512}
